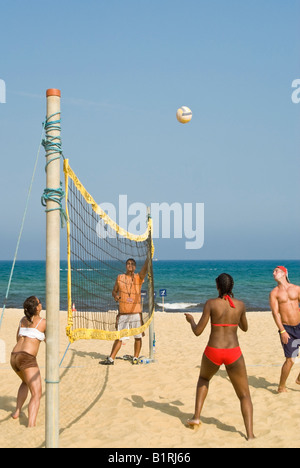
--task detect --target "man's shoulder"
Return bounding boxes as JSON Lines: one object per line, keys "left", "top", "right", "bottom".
{"left": 269, "top": 283, "right": 300, "bottom": 296}
{"left": 287, "top": 283, "right": 300, "bottom": 296}
{"left": 270, "top": 285, "right": 279, "bottom": 294}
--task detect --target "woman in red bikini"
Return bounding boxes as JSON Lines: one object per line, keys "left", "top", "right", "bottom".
{"left": 185, "top": 273, "right": 254, "bottom": 441}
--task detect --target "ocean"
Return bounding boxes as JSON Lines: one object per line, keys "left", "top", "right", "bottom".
{"left": 1, "top": 259, "right": 300, "bottom": 313}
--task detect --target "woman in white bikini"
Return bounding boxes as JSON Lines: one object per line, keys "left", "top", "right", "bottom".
{"left": 10, "top": 296, "right": 46, "bottom": 427}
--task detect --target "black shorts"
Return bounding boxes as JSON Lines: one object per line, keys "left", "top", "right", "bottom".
{"left": 280, "top": 323, "right": 300, "bottom": 359}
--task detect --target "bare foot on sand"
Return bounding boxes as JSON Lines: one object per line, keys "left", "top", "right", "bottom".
{"left": 277, "top": 386, "right": 288, "bottom": 393}
{"left": 11, "top": 410, "right": 20, "bottom": 420}
{"left": 186, "top": 418, "right": 201, "bottom": 429}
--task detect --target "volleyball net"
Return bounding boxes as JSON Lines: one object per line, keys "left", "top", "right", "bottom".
{"left": 63, "top": 159, "right": 155, "bottom": 343}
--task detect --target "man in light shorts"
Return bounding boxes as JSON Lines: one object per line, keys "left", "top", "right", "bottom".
{"left": 100, "top": 257, "right": 148, "bottom": 365}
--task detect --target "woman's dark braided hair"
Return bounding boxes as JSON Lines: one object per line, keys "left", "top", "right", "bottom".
{"left": 216, "top": 273, "right": 234, "bottom": 298}
{"left": 23, "top": 296, "right": 39, "bottom": 323}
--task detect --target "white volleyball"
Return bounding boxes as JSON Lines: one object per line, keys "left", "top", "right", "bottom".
{"left": 176, "top": 106, "right": 192, "bottom": 124}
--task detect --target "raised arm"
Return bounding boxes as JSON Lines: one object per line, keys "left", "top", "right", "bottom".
{"left": 139, "top": 257, "right": 149, "bottom": 281}
{"left": 185, "top": 301, "right": 211, "bottom": 336}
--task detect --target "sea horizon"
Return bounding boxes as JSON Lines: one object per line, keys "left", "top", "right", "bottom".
{"left": 1, "top": 259, "right": 300, "bottom": 313}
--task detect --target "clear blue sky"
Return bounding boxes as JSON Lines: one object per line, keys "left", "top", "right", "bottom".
{"left": 0, "top": 0, "right": 299, "bottom": 260}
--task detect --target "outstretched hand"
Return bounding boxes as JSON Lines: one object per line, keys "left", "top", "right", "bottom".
{"left": 184, "top": 313, "right": 193, "bottom": 323}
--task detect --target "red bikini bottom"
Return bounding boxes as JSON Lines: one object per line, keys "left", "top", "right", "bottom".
{"left": 204, "top": 346, "right": 242, "bottom": 366}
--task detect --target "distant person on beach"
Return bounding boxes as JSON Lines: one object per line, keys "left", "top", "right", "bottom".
{"left": 269, "top": 266, "right": 300, "bottom": 393}
{"left": 100, "top": 257, "right": 148, "bottom": 366}
{"left": 10, "top": 296, "right": 46, "bottom": 427}
{"left": 185, "top": 273, "right": 255, "bottom": 441}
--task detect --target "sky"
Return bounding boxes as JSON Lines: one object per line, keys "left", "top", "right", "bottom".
{"left": 0, "top": 0, "right": 299, "bottom": 260}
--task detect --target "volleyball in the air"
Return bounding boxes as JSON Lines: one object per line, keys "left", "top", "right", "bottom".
{"left": 176, "top": 106, "right": 192, "bottom": 124}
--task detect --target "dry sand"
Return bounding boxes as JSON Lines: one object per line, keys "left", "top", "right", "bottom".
{"left": 1, "top": 309, "right": 300, "bottom": 448}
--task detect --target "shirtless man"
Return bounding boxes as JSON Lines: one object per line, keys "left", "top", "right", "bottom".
{"left": 269, "top": 266, "right": 300, "bottom": 393}
{"left": 100, "top": 257, "right": 148, "bottom": 365}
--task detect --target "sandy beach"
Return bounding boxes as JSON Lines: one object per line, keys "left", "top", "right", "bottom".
{"left": 0, "top": 309, "right": 300, "bottom": 448}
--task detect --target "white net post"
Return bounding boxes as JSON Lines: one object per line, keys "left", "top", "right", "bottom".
{"left": 147, "top": 207, "right": 155, "bottom": 360}
{"left": 45, "top": 88, "right": 61, "bottom": 448}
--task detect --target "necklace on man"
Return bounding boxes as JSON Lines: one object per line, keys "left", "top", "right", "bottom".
{"left": 125, "top": 274, "right": 134, "bottom": 303}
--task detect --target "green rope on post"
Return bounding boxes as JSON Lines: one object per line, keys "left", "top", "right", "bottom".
{"left": 42, "top": 113, "right": 64, "bottom": 167}
{"left": 41, "top": 185, "right": 68, "bottom": 228}
{"left": 41, "top": 113, "right": 67, "bottom": 227}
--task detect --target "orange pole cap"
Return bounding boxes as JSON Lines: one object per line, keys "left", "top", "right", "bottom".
{"left": 46, "top": 89, "right": 61, "bottom": 97}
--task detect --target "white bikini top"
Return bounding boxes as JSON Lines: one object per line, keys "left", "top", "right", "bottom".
{"left": 19, "top": 318, "right": 45, "bottom": 342}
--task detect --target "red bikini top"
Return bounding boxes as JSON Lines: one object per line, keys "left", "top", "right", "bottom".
{"left": 212, "top": 295, "right": 238, "bottom": 327}
{"left": 212, "top": 323, "right": 238, "bottom": 327}
{"left": 223, "top": 294, "right": 235, "bottom": 308}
